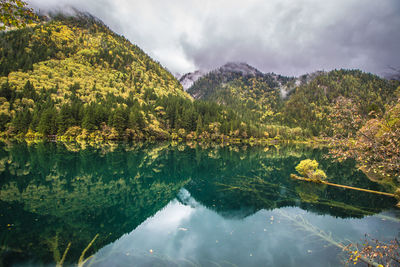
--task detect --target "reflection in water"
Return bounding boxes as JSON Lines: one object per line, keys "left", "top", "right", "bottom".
{"left": 92, "top": 189, "right": 399, "bottom": 267}
{"left": 0, "top": 142, "right": 398, "bottom": 266}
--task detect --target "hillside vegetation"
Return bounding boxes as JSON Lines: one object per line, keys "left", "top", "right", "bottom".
{"left": 189, "top": 66, "right": 399, "bottom": 136}
{"left": 0, "top": 14, "right": 263, "bottom": 141}
{"left": 283, "top": 69, "right": 399, "bottom": 136}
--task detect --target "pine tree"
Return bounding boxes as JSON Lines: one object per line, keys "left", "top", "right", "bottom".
{"left": 12, "top": 109, "right": 31, "bottom": 133}
{"left": 38, "top": 108, "right": 57, "bottom": 135}
{"left": 0, "top": 81, "right": 13, "bottom": 101}
{"left": 110, "top": 107, "right": 127, "bottom": 133}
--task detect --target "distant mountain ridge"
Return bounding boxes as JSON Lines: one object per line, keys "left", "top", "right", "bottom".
{"left": 183, "top": 62, "right": 399, "bottom": 136}
{"left": 179, "top": 61, "right": 264, "bottom": 92}
{"left": 182, "top": 63, "right": 329, "bottom": 99}
{"left": 182, "top": 62, "right": 294, "bottom": 127}
{"left": 186, "top": 62, "right": 294, "bottom": 100}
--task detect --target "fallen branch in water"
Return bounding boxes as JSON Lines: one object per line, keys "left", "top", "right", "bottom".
{"left": 290, "top": 174, "right": 395, "bottom": 197}
{"left": 291, "top": 173, "right": 400, "bottom": 208}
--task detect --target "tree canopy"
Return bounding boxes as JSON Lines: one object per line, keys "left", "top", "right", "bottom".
{"left": 0, "top": 0, "right": 37, "bottom": 30}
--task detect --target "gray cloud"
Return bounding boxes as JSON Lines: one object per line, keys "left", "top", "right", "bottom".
{"left": 27, "top": 0, "right": 400, "bottom": 76}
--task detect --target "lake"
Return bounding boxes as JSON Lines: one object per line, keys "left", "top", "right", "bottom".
{"left": 0, "top": 141, "right": 398, "bottom": 266}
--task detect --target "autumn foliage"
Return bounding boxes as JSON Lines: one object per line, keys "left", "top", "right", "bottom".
{"left": 0, "top": 0, "right": 37, "bottom": 30}
{"left": 347, "top": 236, "right": 400, "bottom": 267}
{"left": 328, "top": 93, "right": 400, "bottom": 182}
{"left": 295, "top": 159, "right": 327, "bottom": 181}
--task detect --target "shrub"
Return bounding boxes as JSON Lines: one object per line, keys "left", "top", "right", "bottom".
{"left": 295, "top": 159, "right": 327, "bottom": 181}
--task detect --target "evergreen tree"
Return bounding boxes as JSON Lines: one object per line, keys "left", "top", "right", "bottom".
{"left": 12, "top": 109, "right": 31, "bottom": 133}
{"left": 0, "top": 81, "right": 13, "bottom": 101}
{"left": 37, "top": 108, "right": 57, "bottom": 135}
{"left": 110, "top": 107, "right": 127, "bottom": 133}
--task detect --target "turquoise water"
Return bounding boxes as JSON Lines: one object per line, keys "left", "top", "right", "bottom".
{"left": 0, "top": 142, "right": 398, "bottom": 266}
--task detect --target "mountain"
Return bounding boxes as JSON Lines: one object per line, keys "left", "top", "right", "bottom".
{"left": 185, "top": 62, "right": 326, "bottom": 100}
{"left": 0, "top": 12, "right": 190, "bottom": 137}
{"left": 179, "top": 62, "right": 263, "bottom": 92}
{"left": 0, "top": 13, "right": 258, "bottom": 140}
{"left": 186, "top": 62, "right": 295, "bottom": 126}
{"left": 186, "top": 63, "right": 400, "bottom": 138}
{"left": 186, "top": 62, "right": 294, "bottom": 99}
{"left": 0, "top": 12, "right": 186, "bottom": 97}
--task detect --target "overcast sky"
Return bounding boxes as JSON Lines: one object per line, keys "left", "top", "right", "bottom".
{"left": 28, "top": 0, "right": 400, "bottom": 77}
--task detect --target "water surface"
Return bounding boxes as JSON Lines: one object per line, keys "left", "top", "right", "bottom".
{"left": 0, "top": 142, "right": 398, "bottom": 266}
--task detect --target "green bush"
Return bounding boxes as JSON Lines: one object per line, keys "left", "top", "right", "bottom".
{"left": 295, "top": 159, "right": 327, "bottom": 181}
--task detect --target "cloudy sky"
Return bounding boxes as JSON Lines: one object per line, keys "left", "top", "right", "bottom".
{"left": 28, "top": 0, "right": 400, "bottom": 77}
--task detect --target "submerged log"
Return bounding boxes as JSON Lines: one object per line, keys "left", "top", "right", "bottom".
{"left": 290, "top": 174, "right": 395, "bottom": 197}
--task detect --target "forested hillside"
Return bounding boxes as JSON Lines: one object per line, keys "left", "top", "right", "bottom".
{"left": 186, "top": 62, "right": 309, "bottom": 138}
{"left": 283, "top": 69, "right": 399, "bottom": 136}
{"left": 188, "top": 66, "right": 399, "bottom": 137}
{"left": 0, "top": 13, "right": 264, "bottom": 141}
{"left": 188, "top": 64, "right": 288, "bottom": 123}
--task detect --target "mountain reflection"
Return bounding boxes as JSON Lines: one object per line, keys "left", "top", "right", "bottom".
{"left": 0, "top": 142, "right": 395, "bottom": 265}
